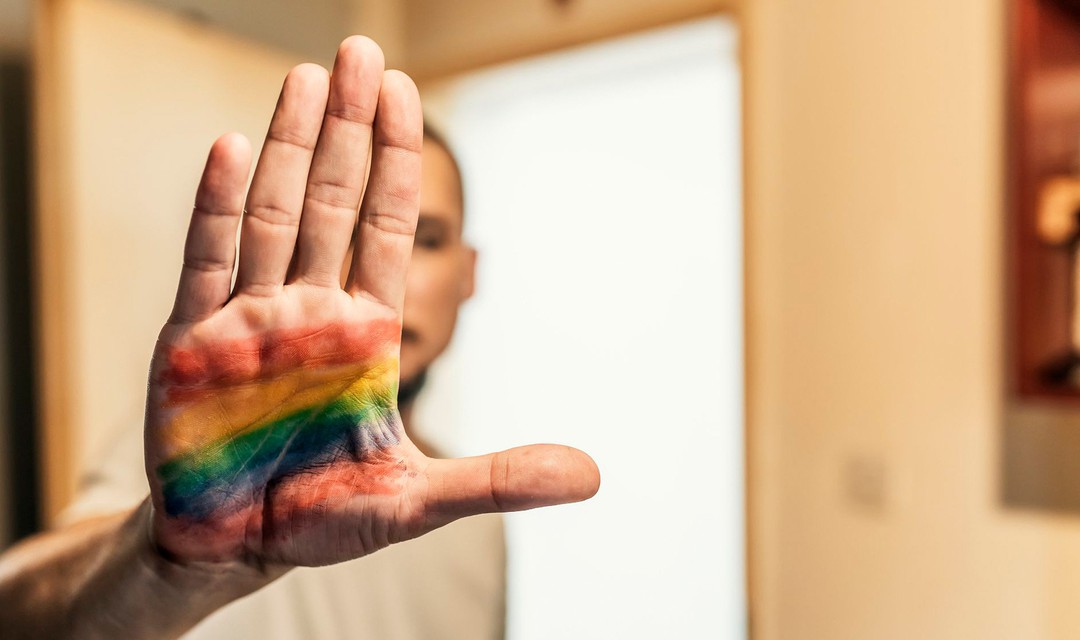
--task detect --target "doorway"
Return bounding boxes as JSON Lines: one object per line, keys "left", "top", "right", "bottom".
{"left": 419, "top": 17, "right": 745, "bottom": 639}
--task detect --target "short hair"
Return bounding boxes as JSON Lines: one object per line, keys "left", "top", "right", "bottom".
{"left": 422, "top": 120, "right": 465, "bottom": 216}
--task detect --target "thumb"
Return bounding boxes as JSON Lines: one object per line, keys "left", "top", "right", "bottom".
{"left": 423, "top": 444, "right": 601, "bottom": 524}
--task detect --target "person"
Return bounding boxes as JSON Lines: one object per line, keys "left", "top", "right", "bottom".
{"left": 0, "top": 36, "right": 600, "bottom": 639}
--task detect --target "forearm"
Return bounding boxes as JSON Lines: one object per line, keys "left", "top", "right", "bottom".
{"left": 0, "top": 498, "right": 283, "bottom": 639}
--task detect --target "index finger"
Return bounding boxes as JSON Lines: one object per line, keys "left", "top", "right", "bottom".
{"left": 345, "top": 70, "right": 423, "bottom": 314}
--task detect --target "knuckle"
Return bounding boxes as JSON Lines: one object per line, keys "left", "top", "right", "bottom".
{"left": 246, "top": 202, "right": 298, "bottom": 228}
{"left": 305, "top": 180, "right": 360, "bottom": 214}
{"left": 362, "top": 209, "right": 417, "bottom": 237}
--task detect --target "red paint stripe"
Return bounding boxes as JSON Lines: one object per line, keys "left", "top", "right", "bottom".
{"left": 159, "top": 319, "right": 400, "bottom": 391}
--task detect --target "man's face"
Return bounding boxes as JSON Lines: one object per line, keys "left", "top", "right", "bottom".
{"left": 398, "top": 140, "right": 475, "bottom": 384}
{"left": 339, "top": 138, "right": 473, "bottom": 384}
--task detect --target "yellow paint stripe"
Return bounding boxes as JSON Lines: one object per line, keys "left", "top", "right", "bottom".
{"left": 159, "top": 358, "right": 398, "bottom": 459}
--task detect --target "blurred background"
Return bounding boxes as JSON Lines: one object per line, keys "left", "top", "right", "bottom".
{"left": 6, "top": 0, "right": 1080, "bottom": 638}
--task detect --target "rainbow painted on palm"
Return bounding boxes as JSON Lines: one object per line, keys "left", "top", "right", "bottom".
{"left": 152, "top": 320, "right": 402, "bottom": 520}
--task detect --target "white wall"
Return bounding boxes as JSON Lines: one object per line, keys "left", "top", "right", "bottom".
{"left": 421, "top": 18, "right": 744, "bottom": 639}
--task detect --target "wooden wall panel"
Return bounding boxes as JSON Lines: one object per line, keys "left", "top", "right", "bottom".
{"left": 32, "top": 0, "right": 299, "bottom": 523}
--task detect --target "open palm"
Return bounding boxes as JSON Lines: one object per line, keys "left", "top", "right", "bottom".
{"left": 145, "top": 37, "right": 599, "bottom": 568}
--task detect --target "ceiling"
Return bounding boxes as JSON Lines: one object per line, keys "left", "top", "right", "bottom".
{"left": 133, "top": 0, "right": 354, "bottom": 61}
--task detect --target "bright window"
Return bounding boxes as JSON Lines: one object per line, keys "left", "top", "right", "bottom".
{"left": 420, "top": 17, "right": 744, "bottom": 639}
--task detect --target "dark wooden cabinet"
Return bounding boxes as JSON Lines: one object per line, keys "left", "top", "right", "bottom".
{"left": 1008, "top": 0, "right": 1080, "bottom": 399}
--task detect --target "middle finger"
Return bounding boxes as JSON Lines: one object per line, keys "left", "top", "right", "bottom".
{"left": 290, "top": 36, "right": 385, "bottom": 288}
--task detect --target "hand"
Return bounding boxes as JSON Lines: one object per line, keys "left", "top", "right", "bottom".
{"left": 144, "top": 37, "right": 600, "bottom": 568}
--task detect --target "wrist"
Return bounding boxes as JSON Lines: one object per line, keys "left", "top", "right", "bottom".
{"left": 66, "top": 500, "right": 288, "bottom": 640}
{"left": 138, "top": 499, "right": 287, "bottom": 607}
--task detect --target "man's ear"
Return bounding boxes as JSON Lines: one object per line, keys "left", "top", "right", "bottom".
{"left": 461, "top": 246, "right": 477, "bottom": 301}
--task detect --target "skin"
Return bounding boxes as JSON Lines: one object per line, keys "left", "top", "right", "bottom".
{"left": 398, "top": 139, "right": 475, "bottom": 389}
{"left": 0, "top": 37, "right": 599, "bottom": 638}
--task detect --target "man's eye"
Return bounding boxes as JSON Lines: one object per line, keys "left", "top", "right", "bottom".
{"left": 414, "top": 232, "right": 446, "bottom": 250}
{"left": 414, "top": 216, "right": 451, "bottom": 251}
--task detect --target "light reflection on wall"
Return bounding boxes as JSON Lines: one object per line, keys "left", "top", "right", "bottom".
{"left": 419, "top": 17, "right": 744, "bottom": 639}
